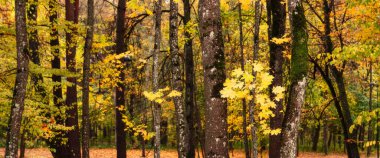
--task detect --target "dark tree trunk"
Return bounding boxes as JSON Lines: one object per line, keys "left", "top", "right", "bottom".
{"left": 367, "top": 60, "right": 374, "bottom": 157}
{"left": 279, "top": 1, "right": 308, "bottom": 157}
{"left": 27, "top": 0, "right": 45, "bottom": 97}
{"left": 237, "top": 3, "right": 249, "bottom": 158}
{"left": 312, "top": 125, "right": 321, "bottom": 151}
{"left": 49, "top": 0, "right": 68, "bottom": 156}
{"left": 359, "top": 124, "right": 364, "bottom": 150}
{"left": 19, "top": 131, "right": 26, "bottom": 158}
{"left": 267, "top": 0, "right": 286, "bottom": 157}
{"left": 5, "top": 0, "right": 29, "bottom": 156}
{"left": 115, "top": 0, "right": 127, "bottom": 156}
{"left": 82, "top": 0, "right": 95, "bottom": 155}
{"left": 313, "top": 1, "right": 360, "bottom": 157}
{"left": 65, "top": 0, "right": 81, "bottom": 156}
{"left": 323, "top": 121, "right": 328, "bottom": 155}
{"left": 170, "top": 0, "right": 190, "bottom": 157}
{"left": 182, "top": 0, "right": 197, "bottom": 156}
{"left": 331, "top": 69, "right": 359, "bottom": 157}
{"left": 199, "top": 0, "right": 229, "bottom": 157}
{"left": 250, "top": 1, "right": 261, "bottom": 157}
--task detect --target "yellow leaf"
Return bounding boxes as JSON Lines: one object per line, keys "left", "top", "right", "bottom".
{"left": 167, "top": 90, "right": 182, "bottom": 97}
{"left": 232, "top": 68, "right": 244, "bottom": 77}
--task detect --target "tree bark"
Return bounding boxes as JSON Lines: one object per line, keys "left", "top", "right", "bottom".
{"left": 367, "top": 60, "right": 374, "bottom": 157}
{"left": 323, "top": 121, "right": 328, "bottom": 155}
{"left": 27, "top": 0, "right": 45, "bottom": 97}
{"left": 199, "top": 0, "right": 229, "bottom": 157}
{"left": 82, "top": 0, "right": 95, "bottom": 156}
{"left": 5, "top": 0, "right": 29, "bottom": 156}
{"left": 65, "top": 0, "right": 81, "bottom": 156}
{"left": 169, "top": 0, "right": 190, "bottom": 157}
{"left": 267, "top": 0, "right": 286, "bottom": 157}
{"left": 49, "top": 0, "right": 69, "bottom": 156}
{"left": 279, "top": 1, "right": 308, "bottom": 158}
{"left": 19, "top": 130, "right": 26, "bottom": 158}
{"left": 182, "top": 0, "right": 197, "bottom": 157}
{"left": 153, "top": 0, "right": 162, "bottom": 157}
{"left": 250, "top": 1, "right": 261, "bottom": 157}
{"left": 115, "top": 0, "right": 127, "bottom": 156}
{"left": 237, "top": 3, "right": 250, "bottom": 158}
{"left": 312, "top": 125, "right": 321, "bottom": 151}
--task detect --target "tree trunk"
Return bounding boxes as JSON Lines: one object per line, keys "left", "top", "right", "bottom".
{"left": 183, "top": 0, "right": 197, "bottom": 156}
{"left": 49, "top": 0, "right": 69, "bottom": 156}
{"left": 115, "top": 0, "right": 127, "bottom": 156}
{"left": 82, "top": 0, "right": 95, "bottom": 155}
{"left": 5, "top": 0, "right": 29, "bottom": 156}
{"left": 237, "top": 3, "right": 250, "bottom": 158}
{"left": 367, "top": 60, "right": 374, "bottom": 157}
{"left": 170, "top": 0, "right": 190, "bottom": 157}
{"left": 279, "top": 1, "right": 308, "bottom": 157}
{"left": 153, "top": 0, "right": 162, "bottom": 157}
{"left": 312, "top": 125, "right": 321, "bottom": 151}
{"left": 27, "top": 0, "right": 45, "bottom": 97}
{"left": 267, "top": 0, "right": 286, "bottom": 157}
{"left": 250, "top": 1, "right": 261, "bottom": 157}
{"left": 65, "top": 0, "right": 81, "bottom": 157}
{"left": 199, "top": 0, "right": 229, "bottom": 157}
{"left": 19, "top": 131, "right": 26, "bottom": 158}
{"left": 331, "top": 69, "right": 360, "bottom": 157}
{"left": 323, "top": 121, "right": 328, "bottom": 155}
{"left": 320, "top": 0, "right": 359, "bottom": 157}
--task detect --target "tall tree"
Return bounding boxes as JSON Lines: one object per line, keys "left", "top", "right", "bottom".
{"left": 49, "top": 0, "right": 68, "bottom": 156}
{"left": 5, "top": 0, "right": 29, "bottom": 156}
{"left": 28, "top": 0, "right": 44, "bottom": 96}
{"left": 65, "top": 0, "right": 81, "bottom": 156}
{"left": 237, "top": 3, "right": 249, "bottom": 158}
{"left": 199, "top": 0, "right": 229, "bottom": 157}
{"left": 82, "top": 0, "right": 95, "bottom": 156}
{"left": 115, "top": 0, "right": 127, "bottom": 156}
{"left": 307, "top": 0, "right": 360, "bottom": 157}
{"left": 279, "top": 0, "right": 308, "bottom": 157}
{"left": 183, "top": 0, "right": 197, "bottom": 156}
{"left": 170, "top": 0, "right": 190, "bottom": 157}
{"left": 250, "top": 1, "right": 262, "bottom": 158}
{"left": 153, "top": 0, "right": 162, "bottom": 157}
{"left": 266, "top": 0, "right": 286, "bottom": 157}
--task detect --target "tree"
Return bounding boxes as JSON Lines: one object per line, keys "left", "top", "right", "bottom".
{"left": 115, "top": 0, "right": 127, "bottom": 157}
{"left": 65, "top": 0, "right": 81, "bottom": 156}
{"left": 169, "top": 0, "right": 190, "bottom": 157}
{"left": 250, "top": 1, "right": 262, "bottom": 157}
{"left": 153, "top": 0, "right": 162, "bottom": 157}
{"left": 183, "top": 0, "right": 198, "bottom": 156}
{"left": 199, "top": 0, "right": 229, "bottom": 157}
{"left": 266, "top": 0, "right": 286, "bottom": 157}
{"left": 237, "top": 3, "right": 249, "bottom": 158}
{"left": 82, "top": 0, "right": 95, "bottom": 156}
{"left": 5, "top": 0, "right": 29, "bottom": 156}
{"left": 279, "top": 0, "right": 308, "bottom": 157}
{"left": 49, "top": 0, "right": 68, "bottom": 156}
{"left": 307, "top": 1, "right": 360, "bottom": 157}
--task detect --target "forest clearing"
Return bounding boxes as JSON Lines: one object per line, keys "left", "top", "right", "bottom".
{"left": 1, "top": 0, "right": 380, "bottom": 157}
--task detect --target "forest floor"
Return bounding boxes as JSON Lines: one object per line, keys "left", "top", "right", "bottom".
{"left": 0, "top": 148, "right": 375, "bottom": 158}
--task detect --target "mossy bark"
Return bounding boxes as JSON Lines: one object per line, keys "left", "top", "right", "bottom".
{"left": 279, "top": 1, "right": 308, "bottom": 158}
